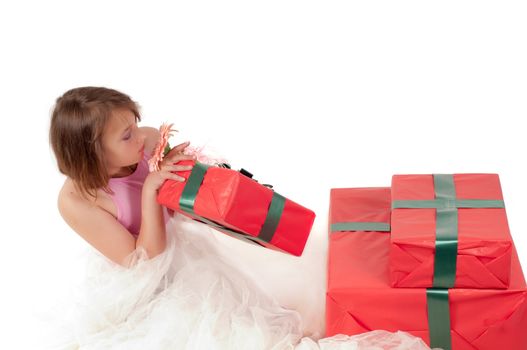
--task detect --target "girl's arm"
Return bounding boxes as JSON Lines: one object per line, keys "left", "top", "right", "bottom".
{"left": 134, "top": 185, "right": 167, "bottom": 259}
{"left": 133, "top": 127, "right": 191, "bottom": 259}
{"left": 134, "top": 150, "right": 195, "bottom": 261}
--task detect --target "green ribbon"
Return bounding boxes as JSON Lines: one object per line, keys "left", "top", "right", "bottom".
{"left": 392, "top": 174, "right": 505, "bottom": 288}
{"left": 179, "top": 162, "right": 285, "bottom": 247}
{"left": 163, "top": 142, "right": 171, "bottom": 157}
{"left": 330, "top": 222, "right": 390, "bottom": 232}
{"left": 427, "top": 288, "right": 452, "bottom": 350}
{"left": 259, "top": 192, "right": 286, "bottom": 242}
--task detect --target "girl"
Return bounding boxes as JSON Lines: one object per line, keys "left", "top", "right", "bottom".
{"left": 50, "top": 86, "right": 196, "bottom": 268}
{"left": 46, "top": 86, "right": 432, "bottom": 349}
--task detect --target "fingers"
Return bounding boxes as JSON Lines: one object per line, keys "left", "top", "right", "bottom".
{"left": 157, "top": 169, "right": 186, "bottom": 182}
{"left": 161, "top": 164, "right": 194, "bottom": 172}
{"left": 165, "top": 141, "right": 191, "bottom": 158}
{"left": 172, "top": 141, "right": 191, "bottom": 152}
{"left": 167, "top": 173, "right": 186, "bottom": 182}
{"left": 158, "top": 163, "right": 194, "bottom": 182}
{"left": 164, "top": 153, "right": 196, "bottom": 164}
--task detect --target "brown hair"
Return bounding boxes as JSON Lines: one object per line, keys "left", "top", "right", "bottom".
{"left": 49, "top": 86, "right": 142, "bottom": 199}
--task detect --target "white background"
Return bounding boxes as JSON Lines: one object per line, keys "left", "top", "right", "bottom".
{"left": 1, "top": 1, "right": 526, "bottom": 348}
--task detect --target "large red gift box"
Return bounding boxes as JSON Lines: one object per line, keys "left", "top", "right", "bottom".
{"left": 157, "top": 160, "right": 315, "bottom": 256}
{"left": 327, "top": 187, "right": 527, "bottom": 350}
{"left": 390, "top": 174, "right": 513, "bottom": 289}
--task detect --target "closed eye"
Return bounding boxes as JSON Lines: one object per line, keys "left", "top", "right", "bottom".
{"left": 122, "top": 122, "right": 137, "bottom": 141}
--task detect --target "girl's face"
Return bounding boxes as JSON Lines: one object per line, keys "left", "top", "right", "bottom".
{"left": 102, "top": 108, "right": 146, "bottom": 176}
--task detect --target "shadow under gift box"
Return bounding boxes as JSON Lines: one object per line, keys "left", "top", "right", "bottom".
{"left": 327, "top": 187, "right": 527, "bottom": 350}
{"left": 157, "top": 160, "right": 315, "bottom": 256}
{"left": 390, "top": 174, "right": 512, "bottom": 289}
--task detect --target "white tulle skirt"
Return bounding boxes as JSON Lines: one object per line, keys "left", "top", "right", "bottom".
{"left": 36, "top": 213, "right": 432, "bottom": 350}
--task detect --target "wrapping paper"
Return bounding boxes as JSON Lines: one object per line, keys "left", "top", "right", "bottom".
{"left": 327, "top": 187, "right": 527, "bottom": 350}
{"left": 390, "top": 174, "right": 512, "bottom": 289}
{"left": 157, "top": 160, "right": 315, "bottom": 256}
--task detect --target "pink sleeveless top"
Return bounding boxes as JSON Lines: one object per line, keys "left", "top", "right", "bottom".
{"left": 108, "top": 152, "right": 170, "bottom": 236}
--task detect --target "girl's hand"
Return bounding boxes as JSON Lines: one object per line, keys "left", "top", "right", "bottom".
{"left": 161, "top": 141, "right": 192, "bottom": 167}
{"left": 143, "top": 152, "right": 196, "bottom": 194}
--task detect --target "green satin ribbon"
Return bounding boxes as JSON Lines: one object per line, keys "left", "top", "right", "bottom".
{"left": 259, "top": 191, "right": 286, "bottom": 242}
{"left": 330, "top": 222, "right": 390, "bottom": 232}
{"left": 163, "top": 142, "right": 171, "bottom": 156}
{"left": 179, "top": 162, "right": 285, "bottom": 247}
{"left": 427, "top": 288, "right": 452, "bottom": 350}
{"left": 392, "top": 174, "right": 505, "bottom": 288}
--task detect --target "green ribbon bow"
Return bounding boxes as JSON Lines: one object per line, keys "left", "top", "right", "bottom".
{"left": 179, "top": 162, "right": 286, "bottom": 247}
{"left": 392, "top": 174, "right": 505, "bottom": 288}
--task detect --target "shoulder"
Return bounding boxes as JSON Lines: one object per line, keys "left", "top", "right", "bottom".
{"left": 58, "top": 178, "right": 116, "bottom": 220}
{"left": 57, "top": 178, "right": 137, "bottom": 266}
{"left": 59, "top": 178, "right": 84, "bottom": 205}
{"left": 57, "top": 180, "right": 93, "bottom": 240}
{"left": 58, "top": 179, "right": 95, "bottom": 219}
{"left": 139, "top": 126, "right": 160, "bottom": 156}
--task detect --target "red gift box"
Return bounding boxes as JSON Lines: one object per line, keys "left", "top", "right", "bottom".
{"left": 157, "top": 160, "right": 315, "bottom": 256}
{"left": 327, "top": 187, "right": 527, "bottom": 350}
{"left": 390, "top": 174, "right": 513, "bottom": 289}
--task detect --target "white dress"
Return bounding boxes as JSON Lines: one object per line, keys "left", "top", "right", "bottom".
{"left": 35, "top": 213, "right": 432, "bottom": 350}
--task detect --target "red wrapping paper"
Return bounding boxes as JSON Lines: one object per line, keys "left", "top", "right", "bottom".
{"left": 390, "top": 174, "right": 513, "bottom": 289}
{"left": 327, "top": 187, "right": 527, "bottom": 350}
{"left": 157, "top": 160, "right": 315, "bottom": 256}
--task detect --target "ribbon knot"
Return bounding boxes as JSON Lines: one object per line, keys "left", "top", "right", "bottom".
{"left": 445, "top": 199, "right": 456, "bottom": 209}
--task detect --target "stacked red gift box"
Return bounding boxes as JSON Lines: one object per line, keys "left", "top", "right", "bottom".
{"left": 327, "top": 174, "right": 527, "bottom": 350}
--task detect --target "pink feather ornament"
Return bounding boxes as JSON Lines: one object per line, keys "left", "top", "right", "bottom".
{"left": 183, "top": 144, "right": 229, "bottom": 166}
{"left": 148, "top": 123, "right": 177, "bottom": 172}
